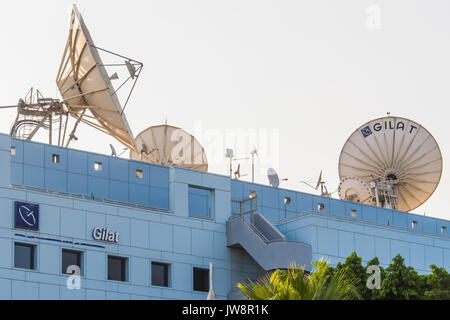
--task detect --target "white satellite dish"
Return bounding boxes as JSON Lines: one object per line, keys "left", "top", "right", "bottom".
{"left": 130, "top": 124, "right": 208, "bottom": 172}
{"left": 268, "top": 168, "right": 280, "bottom": 188}
{"left": 56, "top": 5, "right": 140, "bottom": 152}
{"left": 338, "top": 116, "right": 443, "bottom": 212}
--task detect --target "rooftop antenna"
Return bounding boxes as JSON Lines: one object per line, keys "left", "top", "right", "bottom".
{"left": 250, "top": 147, "right": 259, "bottom": 183}
{"left": 225, "top": 149, "right": 234, "bottom": 178}
{"left": 110, "top": 144, "right": 117, "bottom": 157}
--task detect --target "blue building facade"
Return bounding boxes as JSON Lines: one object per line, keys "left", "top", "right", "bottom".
{"left": 0, "top": 132, "right": 449, "bottom": 300}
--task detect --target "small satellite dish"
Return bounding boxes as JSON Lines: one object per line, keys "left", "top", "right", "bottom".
{"left": 110, "top": 144, "right": 117, "bottom": 157}
{"left": 268, "top": 168, "right": 280, "bottom": 188}
{"left": 339, "top": 116, "right": 443, "bottom": 211}
{"left": 130, "top": 124, "right": 208, "bottom": 172}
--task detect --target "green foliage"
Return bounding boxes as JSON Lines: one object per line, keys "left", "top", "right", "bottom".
{"left": 237, "top": 259, "right": 361, "bottom": 300}
{"left": 238, "top": 252, "right": 450, "bottom": 300}
{"left": 378, "top": 255, "right": 425, "bottom": 300}
{"left": 423, "top": 265, "right": 450, "bottom": 300}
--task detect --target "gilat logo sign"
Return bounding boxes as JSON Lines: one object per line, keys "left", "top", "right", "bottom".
{"left": 14, "top": 202, "right": 39, "bottom": 231}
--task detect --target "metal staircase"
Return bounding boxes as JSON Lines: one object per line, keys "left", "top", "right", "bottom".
{"left": 227, "top": 196, "right": 312, "bottom": 272}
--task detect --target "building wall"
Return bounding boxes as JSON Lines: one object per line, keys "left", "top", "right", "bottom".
{"left": 0, "top": 134, "right": 260, "bottom": 300}
{"left": 232, "top": 180, "right": 450, "bottom": 273}
{"left": 0, "top": 133, "right": 449, "bottom": 300}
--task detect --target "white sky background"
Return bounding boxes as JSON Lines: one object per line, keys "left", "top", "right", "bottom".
{"left": 0, "top": 0, "right": 449, "bottom": 220}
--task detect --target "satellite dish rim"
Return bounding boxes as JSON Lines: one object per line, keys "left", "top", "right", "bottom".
{"left": 338, "top": 116, "right": 443, "bottom": 212}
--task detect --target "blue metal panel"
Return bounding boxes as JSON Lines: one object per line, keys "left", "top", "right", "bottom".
{"left": 0, "top": 279, "right": 11, "bottom": 300}
{"left": 230, "top": 180, "right": 244, "bottom": 201}
{"left": 149, "top": 222, "right": 172, "bottom": 252}
{"left": 390, "top": 240, "right": 410, "bottom": 265}
{"left": 361, "top": 205, "right": 377, "bottom": 223}
{"left": 11, "top": 162, "right": 23, "bottom": 185}
{"left": 60, "top": 208, "right": 86, "bottom": 239}
{"left": 150, "top": 165, "right": 169, "bottom": 189}
{"left": 130, "top": 220, "right": 150, "bottom": 248}
{"left": 393, "top": 211, "right": 408, "bottom": 228}
{"left": 425, "top": 246, "right": 444, "bottom": 267}
{"left": 129, "top": 183, "right": 150, "bottom": 206}
{"left": 422, "top": 217, "right": 437, "bottom": 233}
{"left": 0, "top": 134, "right": 11, "bottom": 151}
{"left": 67, "top": 150, "right": 87, "bottom": 174}
{"left": 338, "top": 231, "right": 355, "bottom": 258}
{"left": 317, "top": 227, "right": 338, "bottom": 256}
{"left": 261, "top": 206, "right": 280, "bottom": 221}
{"left": 109, "top": 180, "right": 129, "bottom": 203}
{"left": 87, "top": 154, "right": 110, "bottom": 178}
{"left": 173, "top": 226, "right": 192, "bottom": 254}
{"left": 410, "top": 243, "right": 425, "bottom": 270}
{"left": 67, "top": 172, "right": 87, "bottom": 195}
{"left": 328, "top": 198, "right": 346, "bottom": 217}
{"left": 10, "top": 139, "right": 23, "bottom": 163}
{"left": 44, "top": 145, "right": 67, "bottom": 171}
{"left": 191, "top": 229, "right": 213, "bottom": 257}
{"left": 374, "top": 237, "right": 391, "bottom": 265}
{"left": 109, "top": 157, "right": 129, "bottom": 182}
{"left": 354, "top": 233, "right": 375, "bottom": 261}
{"left": 87, "top": 176, "right": 109, "bottom": 199}
{"left": 262, "top": 186, "right": 278, "bottom": 209}
{"left": 376, "top": 208, "right": 393, "bottom": 226}
{"left": 297, "top": 193, "right": 313, "bottom": 213}
{"left": 24, "top": 165, "right": 45, "bottom": 189}
{"left": 23, "top": 141, "right": 44, "bottom": 167}
{"left": 45, "top": 168, "right": 67, "bottom": 192}
{"left": 12, "top": 280, "right": 39, "bottom": 300}
{"left": 39, "top": 283, "right": 60, "bottom": 300}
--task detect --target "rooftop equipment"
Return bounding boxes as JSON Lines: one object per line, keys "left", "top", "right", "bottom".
{"left": 338, "top": 116, "right": 443, "bottom": 211}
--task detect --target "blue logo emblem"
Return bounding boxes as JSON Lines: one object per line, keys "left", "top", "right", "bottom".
{"left": 14, "top": 202, "right": 39, "bottom": 231}
{"left": 361, "top": 126, "right": 373, "bottom": 138}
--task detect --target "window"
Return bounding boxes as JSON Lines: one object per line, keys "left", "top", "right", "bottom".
{"left": 412, "top": 221, "right": 418, "bottom": 230}
{"left": 193, "top": 267, "right": 209, "bottom": 292}
{"left": 14, "top": 243, "right": 35, "bottom": 270}
{"left": 318, "top": 203, "right": 325, "bottom": 211}
{"left": 350, "top": 209, "right": 358, "bottom": 217}
{"left": 62, "top": 249, "right": 82, "bottom": 275}
{"left": 136, "top": 169, "right": 143, "bottom": 179}
{"left": 152, "top": 262, "right": 169, "bottom": 287}
{"left": 283, "top": 197, "right": 291, "bottom": 206}
{"left": 94, "top": 162, "right": 103, "bottom": 172}
{"left": 108, "top": 256, "right": 127, "bottom": 282}
{"left": 189, "top": 186, "right": 213, "bottom": 218}
{"left": 441, "top": 226, "right": 447, "bottom": 234}
{"left": 10, "top": 146, "right": 16, "bottom": 155}
{"left": 52, "top": 154, "right": 60, "bottom": 164}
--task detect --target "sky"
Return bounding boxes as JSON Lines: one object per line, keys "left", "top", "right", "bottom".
{"left": 0, "top": 0, "right": 449, "bottom": 220}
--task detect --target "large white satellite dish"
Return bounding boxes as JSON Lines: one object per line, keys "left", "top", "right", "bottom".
{"left": 338, "top": 116, "right": 443, "bottom": 212}
{"left": 56, "top": 5, "right": 139, "bottom": 152}
{"left": 130, "top": 124, "right": 208, "bottom": 172}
